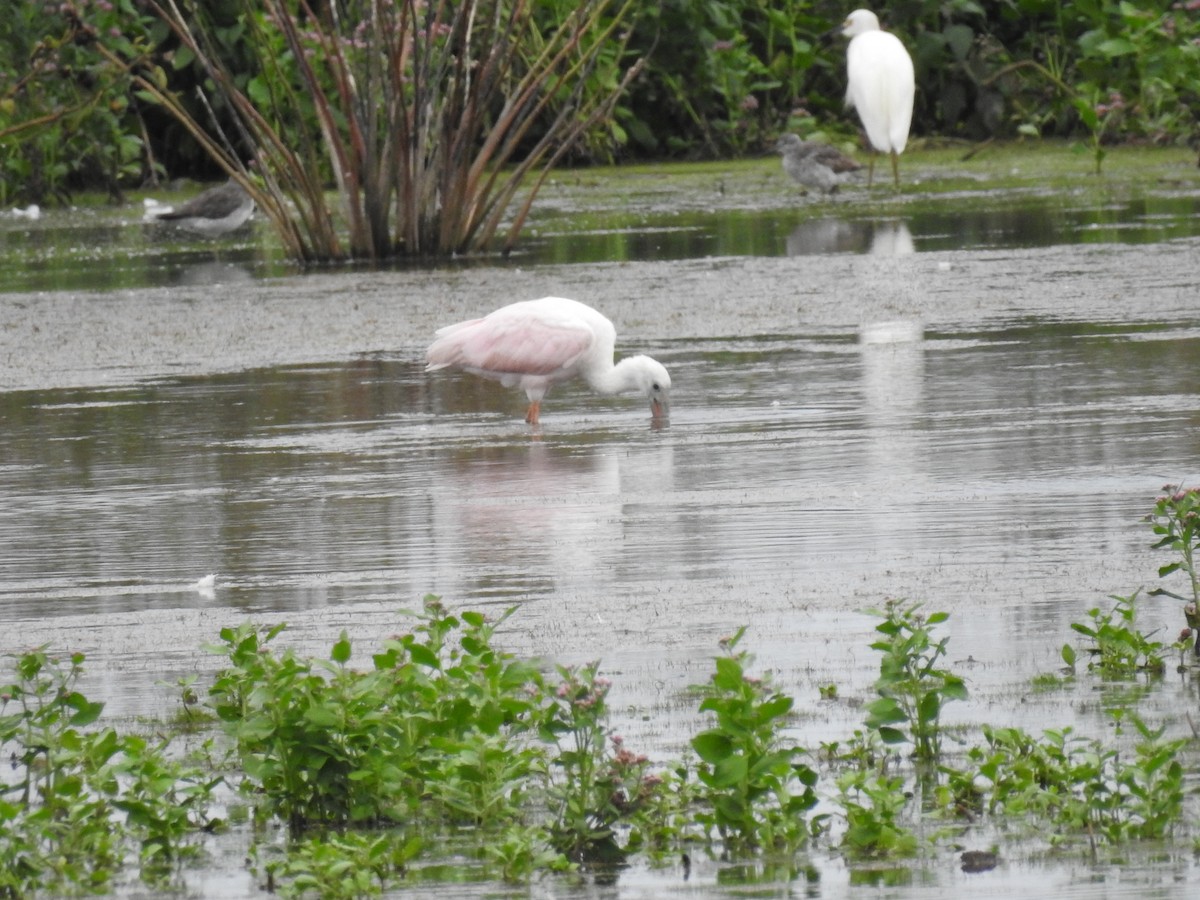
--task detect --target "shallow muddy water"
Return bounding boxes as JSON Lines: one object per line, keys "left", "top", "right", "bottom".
{"left": 4, "top": 161, "right": 1200, "bottom": 897}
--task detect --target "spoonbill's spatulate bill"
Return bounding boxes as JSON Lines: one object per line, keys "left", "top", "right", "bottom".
{"left": 425, "top": 296, "right": 671, "bottom": 425}
{"left": 838, "top": 9, "right": 915, "bottom": 188}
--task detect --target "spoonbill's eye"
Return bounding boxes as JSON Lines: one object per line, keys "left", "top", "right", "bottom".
{"left": 652, "top": 383, "right": 661, "bottom": 391}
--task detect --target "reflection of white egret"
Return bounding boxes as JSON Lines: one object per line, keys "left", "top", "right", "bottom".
{"left": 868, "top": 220, "right": 915, "bottom": 256}
{"left": 784, "top": 219, "right": 913, "bottom": 256}
{"left": 838, "top": 9, "right": 915, "bottom": 189}
{"left": 860, "top": 320, "right": 923, "bottom": 347}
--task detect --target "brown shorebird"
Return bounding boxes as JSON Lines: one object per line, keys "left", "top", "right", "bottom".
{"left": 775, "top": 134, "right": 863, "bottom": 195}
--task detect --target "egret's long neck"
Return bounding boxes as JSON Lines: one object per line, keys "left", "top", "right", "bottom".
{"left": 586, "top": 356, "right": 643, "bottom": 396}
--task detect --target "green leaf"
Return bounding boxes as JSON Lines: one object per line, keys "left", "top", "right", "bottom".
{"left": 865, "top": 697, "right": 906, "bottom": 727}
{"left": 756, "top": 694, "right": 793, "bottom": 724}
{"left": 1096, "top": 37, "right": 1136, "bottom": 58}
{"left": 305, "top": 704, "right": 340, "bottom": 728}
{"left": 877, "top": 725, "right": 907, "bottom": 744}
{"left": 247, "top": 76, "right": 271, "bottom": 109}
{"left": 238, "top": 716, "right": 276, "bottom": 742}
{"left": 713, "top": 656, "right": 744, "bottom": 691}
{"left": 943, "top": 24, "right": 974, "bottom": 61}
{"left": 408, "top": 643, "right": 440, "bottom": 669}
{"left": 942, "top": 678, "right": 969, "bottom": 701}
{"left": 692, "top": 730, "right": 733, "bottom": 764}
{"left": 917, "top": 691, "right": 941, "bottom": 724}
{"left": 63, "top": 691, "right": 105, "bottom": 726}
{"left": 331, "top": 632, "right": 352, "bottom": 664}
{"left": 712, "top": 754, "right": 748, "bottom": 788}
{"left": 172, "top": 45, "right": 195, "bottom": 70}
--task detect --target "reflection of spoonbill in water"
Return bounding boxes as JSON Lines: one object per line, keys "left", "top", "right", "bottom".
{"left": 425, "top": 296, "right": 671, "bottom": 425}
{"left": 837, "top": 9, "right": 915, "bottom": 188}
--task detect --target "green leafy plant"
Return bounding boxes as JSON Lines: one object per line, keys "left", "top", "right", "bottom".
{"left": 1149, "top": 484, "right": 1200, "bottom": 605}
{"left": 1069, "top": 590, "right": 1165, "bottom": 677}
{"left": 0, "top": 647, "right": 219, "bottom": 896}
{"left": 1072, "top": 84, "right": 1118, "bottom": 174}
{"left": 1074, "top": 4, "right": 1200, "bottom": 147}
{"left": 689, "top": 627, "right": 818, "bottom": 852}
{"left": 819, "top": 726, "right": 891, "bottom": 773}
{"left": 835, "top": 769, "right": 918, "bottom": 858}
{"left": 958, "top": 716, "right": 1186, "bottom": 852}
{"left": 537, "top": 661, "right": 666, "bottom": 863}
{"left": 254, "top": 830, "right": 422, "bottom": 899}
{"left": 864, "top": 601, "right": 968, "bottom": 761}
{"left": 208, "top": 597, "right": 545, "bottom": 833}
{"left": 0, "top": 0, "right": 158, "bottom": 204}
{"left": 5, "top": 576, "right": 1200, "bottom": 895}
{"left": 1148, "top": 484, "right": 1200, "bottom": 657}
{"left": 482, "top": 823, "right": 572, "bottom": 883}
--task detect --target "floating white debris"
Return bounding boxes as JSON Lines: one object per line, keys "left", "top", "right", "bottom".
{"left": 142, "top": 197, "right": 169, "bottom": 222}
{"left": 193, "top": 573, "right": 217, "bottom": 595}
{"left": 11, "top": 204, "right": 40, "bottom": 220}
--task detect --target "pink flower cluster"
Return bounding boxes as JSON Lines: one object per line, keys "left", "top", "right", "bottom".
{"left": 610, "top": 734, "right": 648, "bottom": 768}
{"left": 1094, "top": 91, "right": 1126, "bottom": 117}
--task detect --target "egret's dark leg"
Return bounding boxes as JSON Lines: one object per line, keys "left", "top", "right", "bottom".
{"left": 891, "top": 151, "right": 901, "bottom": 188}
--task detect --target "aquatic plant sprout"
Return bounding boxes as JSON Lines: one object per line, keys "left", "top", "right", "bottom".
{"left": 1147, "top": 483, "right": 1200, "bottom": 652}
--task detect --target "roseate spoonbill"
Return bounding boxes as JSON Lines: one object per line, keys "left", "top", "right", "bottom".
{"left": 425, "top": 296, "right": 671, "bottom": 425}
{"left": 775, "top": 134, "right": 863, "bottom": 194}
{"left": 837, "top": 9, "right": 915, "bottom": 188}
{"left": 155, "top": 179, "right": 255, "bottom": 235}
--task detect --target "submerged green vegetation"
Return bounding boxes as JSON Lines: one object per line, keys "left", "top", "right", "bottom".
{"left": 2, "top": 488, "right": 1200, "bottom": 897}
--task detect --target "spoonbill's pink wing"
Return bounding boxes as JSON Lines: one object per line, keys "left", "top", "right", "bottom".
{"left": 425, "top": 318, "right": 483, "bottom": 370}
{"left": 427, "top": 308, "right": 595, "bottom": 377}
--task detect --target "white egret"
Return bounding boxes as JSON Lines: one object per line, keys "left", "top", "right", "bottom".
{"left": 838, "top": 9, "right": 915, "bottom": 188}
